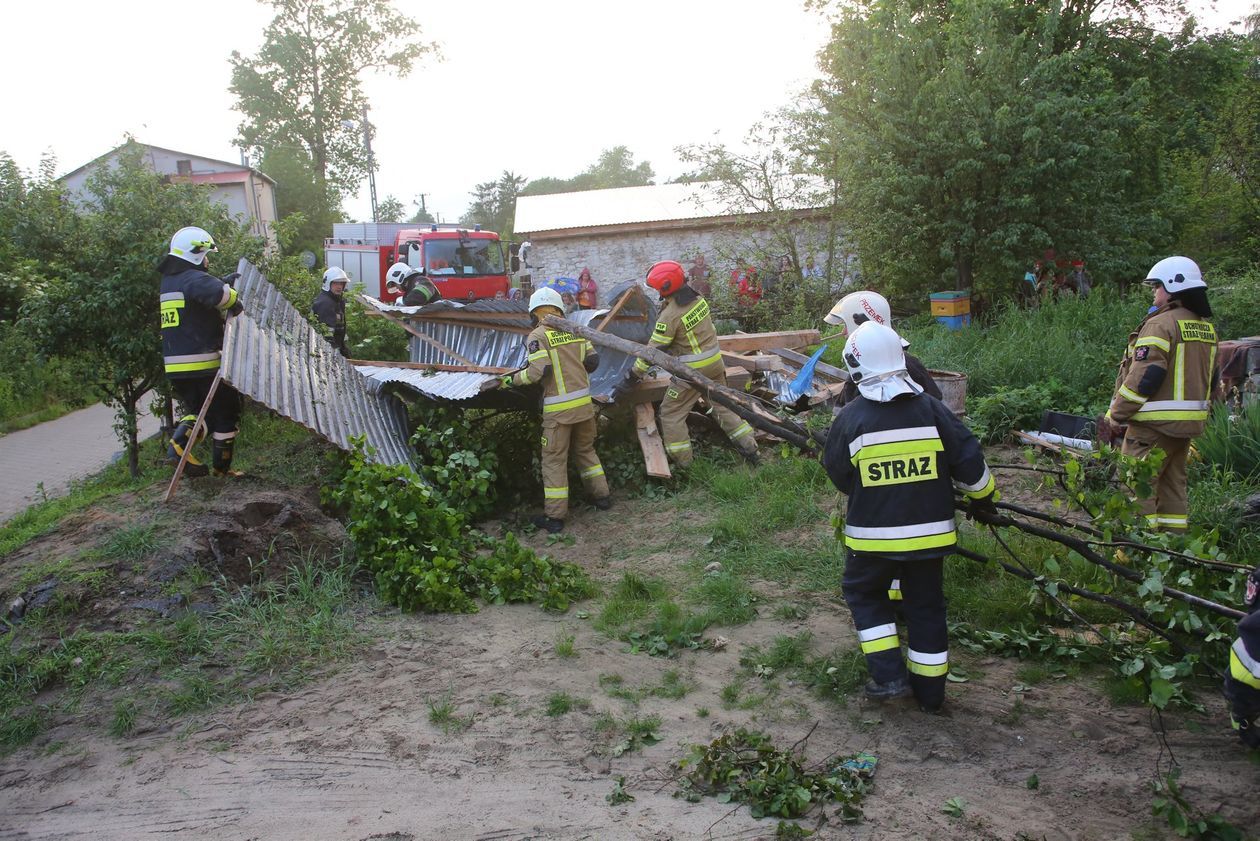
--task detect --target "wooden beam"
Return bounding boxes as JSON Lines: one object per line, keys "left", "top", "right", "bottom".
{"left": 349, "top": 359, "right": 512, "bottom": 375}
{"left": 622, "top": 367, "right": 750, "bottom": 404}
{"left": 720, "top": 351, "right": 785, "bottom": 372}
{"left": 634, "top": 403, "right": 672, "bottom": 479}
{"left": 717, "top": 329, "right": 820, "bottom": 353}
{"left": 596, "top": 286, "right": 641, "bottom": 332}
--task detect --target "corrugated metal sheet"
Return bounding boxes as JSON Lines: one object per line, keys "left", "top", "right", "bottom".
{"left": 355, "top": 367, "right": 494, "bottom": 402}
{"left": 226, "top": 260, "right": 413, "bottom": 466}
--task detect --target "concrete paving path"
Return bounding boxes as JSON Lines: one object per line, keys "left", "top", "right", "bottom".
{"left": 0, "top": 399, "right": 163, "bottom": 525}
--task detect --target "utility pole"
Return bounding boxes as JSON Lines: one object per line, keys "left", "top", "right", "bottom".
{"left": 418, "top": 193, "right": 428, "bottom": 216}
{"left": 362, "top": 103, "right": 379, "bottom": 224}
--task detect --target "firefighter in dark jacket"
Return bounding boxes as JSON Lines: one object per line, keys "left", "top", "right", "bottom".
{"left": 825, "top": 290, "right": 941, "bottom": 406}
{"left": 479, "top": 287, "right": 611, "bottom": 533}
{"left": 631, "top": 260, "right": 759, "bottom": 466}
{"left": 823, "top": 322, "right": 999, "bottom": 712}
{"left": 159, "top": 226, "right": 243, "bottom": 477}
{"left": 385, "top": 261, "right": 440, "bottom": 308}
{"left": 312, "top": 267, "right": 350, "bottom": 357}
{"left": 1102, "top": 256, "right": 1217, "bottom": 531}
{"left": 1226, "top": 566, "right": 1260, "bottom": 749}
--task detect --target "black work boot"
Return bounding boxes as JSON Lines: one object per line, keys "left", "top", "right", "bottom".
{"left": 864, "top": 677, "right": 912, "bottom": 701}
{"left": 741, "top": 448, "right": 761, "bottom": 467}
{"left": 592, "top": 497, "right": 613, "bottom": 511}
{"left": 530, "top": 515, "right": 565, "bottom": 534}
{"left": 211, "top": 438, "right": 244, "bottom": 478}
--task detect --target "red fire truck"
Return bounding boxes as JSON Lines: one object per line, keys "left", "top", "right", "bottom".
{"left": 324, "top": 222, "right": 511, "bottom": 302}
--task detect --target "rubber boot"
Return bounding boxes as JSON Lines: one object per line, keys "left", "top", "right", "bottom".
{"left": 530, "top": 515, "right": 564, "bottom": 534}
{"left": 592, "top": 497, "right": 613, "bottom": 511}
{"left": 864, "top": 677, "right": 911, "bottom": 701}
{"left": 211, "top": 437, "right": 243, "bottom": 478}
{"left": 167, "top": 417, "right": 208, "bottom": 477}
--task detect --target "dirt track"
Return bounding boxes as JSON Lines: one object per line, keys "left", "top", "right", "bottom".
{"left": 1, "top": 478, "right": 1257, "bottom": 840}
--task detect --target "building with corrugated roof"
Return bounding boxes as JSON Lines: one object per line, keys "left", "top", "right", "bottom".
{"left": 512, "top": 181, "right": 850, "bottom": 306}
{"left": 60, "top": 142, "right": 279, "bottom": 249}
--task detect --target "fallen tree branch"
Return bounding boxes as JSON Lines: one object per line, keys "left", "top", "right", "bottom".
{"left": 543, "top": 314, "right": 824, "bottom": 452}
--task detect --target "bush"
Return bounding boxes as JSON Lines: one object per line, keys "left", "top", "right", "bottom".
{"left": 410, "top": 407, "right": 500, "bottom": 519}
{"left": 1196, "top": 403, "right": 1260, "bottom": 480}
{"left": 0, "top": 322, "right": 93, "bottom": 428}
{"left": 1210, "top": 265, "right": 1260, "bottom": 341}
{"left": 324, "top": 437, "right": 593, "bottom": 613}
{"left": 968, "top": 379, "right": 1087, "bottom": 444}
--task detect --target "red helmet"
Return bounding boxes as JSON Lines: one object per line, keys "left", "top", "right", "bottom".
{"left": 645, "top": 260, "right": 686, "bottom": 297}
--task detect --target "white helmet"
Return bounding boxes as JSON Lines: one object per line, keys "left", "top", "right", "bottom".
{"left": 825, "top": 290, "right": 892, "bottom": 333}
{"left": 385, "top": 261, "right": 420, "bottom": 289}
{"left": 528, "top": 286, "right": 564, "bottom": 314}
{"left": 322, "top": 266, "right": 350, "bottom": 292}
{"left": 1144, "top": 256, "right": 1206, "bottom": 292}
{"left": 169, "top": 226, "right": 218, "bottom": 266}
{"left": 842, "top": 322, "right": 923, "bottom": 403}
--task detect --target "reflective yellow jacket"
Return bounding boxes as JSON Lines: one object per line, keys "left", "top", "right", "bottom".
{"left": 633, "top": 290, "right": 722, "bottom": 375}
{"left": 510, "top": 324, "right": 598, "bottom": 423}
{"left": 1107, "top": 302, "right": 1217, "bottom": 438}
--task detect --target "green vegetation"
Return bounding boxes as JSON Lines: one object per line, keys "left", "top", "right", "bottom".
{"left": 0, "top": 555, "right": 365, "bottom": 753}
{"left": 675, "top": 728, "right": 869, "bottom": 822}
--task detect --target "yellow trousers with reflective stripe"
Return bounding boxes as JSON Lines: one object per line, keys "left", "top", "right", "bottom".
{"left": 658, "top": 360, "right": 757, "bottom": 466}
{"left": 541, "top": 417, "right": 609, "bottom": 519}
{"left": 1121, "top": 425, "right": 1190, "bottom": 530}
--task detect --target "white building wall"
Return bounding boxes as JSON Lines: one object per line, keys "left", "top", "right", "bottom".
{"left": 522, "top": 219, "right": 853, "bottom": 307}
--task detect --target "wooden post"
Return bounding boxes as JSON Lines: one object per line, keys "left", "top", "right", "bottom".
{"left": 163, "top": 367, "right": 222, "bottom": 503}
{"left": 542, "top": 315, "right": 823, "bottom": 452}
{"left": 595, "top": 286, "right": 639, "bottom": 333}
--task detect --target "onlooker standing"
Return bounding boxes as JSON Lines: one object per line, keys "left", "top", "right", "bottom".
{"left": 577, "top": 268, "right": 598, "bottom": 309}
{"left": 1071, "top": 260, "right": 1093, "bottom": 297}
{"left": 688, "top": 253, "right": 712, "bottom": 298}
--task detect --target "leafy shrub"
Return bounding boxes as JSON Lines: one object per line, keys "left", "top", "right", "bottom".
{"left": 411, "top": 407, "right": 500, "bottom": 519}
{"left": 968, "top": 378, "right": 1087, "bottom": 443}
{"left": 324, "top": 437, "right": 592, "bottom": 613}
{"left": 1210, "top": 265, "right": 1260, "bottom": 341}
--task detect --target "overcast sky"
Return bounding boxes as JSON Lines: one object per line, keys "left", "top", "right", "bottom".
{"left": 1, "top": 0, "right": 1253, "bottom": 228}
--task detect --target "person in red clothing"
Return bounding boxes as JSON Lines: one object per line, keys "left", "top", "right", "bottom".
{"left": 577, "top": 268, "right": 598, "bottom": 309}
{"left": 730, "top": 263, "right": 761, "bottom": 306}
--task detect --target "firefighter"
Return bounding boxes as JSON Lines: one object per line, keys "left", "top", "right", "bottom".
{"left": 1101, "top": 256, "right": 1217, "bottom": 531}
{"left": 824, "top": 290, "right": 942, "bottom": 406}
{"left": 1226, "top": 566, "right": 1260, "bottom": 750}
{"left": 479, "top": 287, "right": 611, "bottom": 533}
{"left": 822, "top": 322, "right": 999, "bottom": 712}
{"left": 159, "top": 226, "right": 244, "bottom": 478}
{"left": 631, "top": 260, "right": 759, "bottom": 467}
{"left": 385, "top": 261, "right": 440, "bottom": 307}
{"left": 312, "top": 267, "right": 350, "bottom": 357}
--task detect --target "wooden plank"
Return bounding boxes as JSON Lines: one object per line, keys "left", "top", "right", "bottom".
{"left": 596, "top": 287, "right": 640, "bottom": 332}
{"left": 634, "top": 403, "right": 672, "bottom": 479}
{"left": 721, "top": 351, "right": 785, "bottom": 372}
{"left": 622, "top": 367, "right": 751, "bottom": 405}
{"left": 807, "top": 382, "right": 850, "bottom": 406}
{"left": 717, "top": 329, "right": 820, "bottom": 353}
{"left": 349, "top": 359, "right": 512, "bottom": 375}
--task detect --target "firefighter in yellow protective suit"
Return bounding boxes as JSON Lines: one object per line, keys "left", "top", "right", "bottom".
{"left": 1102, "top": 256, "right": 1217, "bottom": 531}
{"left": 481, "top": 287, "right": 611, "bottom": 533}
{"left": 631, "top": 261, "right": 759, "bottom": 467}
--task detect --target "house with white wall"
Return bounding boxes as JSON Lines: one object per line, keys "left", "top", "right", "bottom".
{"left": 61, "top": 142, "right": 279, "bottom": 249}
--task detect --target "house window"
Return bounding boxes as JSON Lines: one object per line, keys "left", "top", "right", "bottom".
{"left": 176, "top": 160, "right": 192, "bottom": 175}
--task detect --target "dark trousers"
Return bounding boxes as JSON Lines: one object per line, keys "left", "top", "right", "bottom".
{"left": 171, "top": 375, "right": 242, "bottom": 438}
{"left": 842, "top": 551, "right": 948, "bottom": 708}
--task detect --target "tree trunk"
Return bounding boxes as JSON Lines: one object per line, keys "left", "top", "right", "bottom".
{"left": 541, "top": 315, "right": 825, "bottom": 453}
{"left": 953, "top": 243, "right": 973, "bottom": 291}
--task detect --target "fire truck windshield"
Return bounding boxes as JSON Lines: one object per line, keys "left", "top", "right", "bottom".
{"left": 425, "top": 239, "right": 505, "bottom": 276}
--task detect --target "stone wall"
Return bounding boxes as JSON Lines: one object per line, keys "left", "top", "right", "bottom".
{"left": 521, "top": 220, "right": 855, "bottom": 308}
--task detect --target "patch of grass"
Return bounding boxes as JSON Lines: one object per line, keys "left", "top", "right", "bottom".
{"left": 696, "top": 706, "right": 710, "bottom": 718}
{"left": 774, "top": 602, "right": 810, "bottom": 621}
{"left": 1016, "top": 663, "right": 1052, "bottom": 686}
{"left": 164, "top": 672, "right": 219, "bottom": 716}
{"left": 1102, "top": 674, "right": 1150, "bottom": 707}
{"left": 427, "top": 690, "right": 469, "bottom": 733}
{"left": 554, "top": 630, "right": 576, "bottom": 659}
{"left": 594, "top": 572, "right": 668, "bottom": 634}
{"left": 544, "top": 691, "right": 589, "bottom": 717}
{"left": 691, "top": 572, "right": 758, "bottom": 626}
{"left": 110, "top": 698, "right": 139, "bottom": 737}
{"left": 99, "top": 522, "right": 161, "bottom": 562}
{"left": 652, "top": 669, "right": 690, "bottom": 700}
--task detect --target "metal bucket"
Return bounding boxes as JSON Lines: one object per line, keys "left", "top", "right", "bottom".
{"left": 929, "top": 370, "right": 967, "bottom": 415}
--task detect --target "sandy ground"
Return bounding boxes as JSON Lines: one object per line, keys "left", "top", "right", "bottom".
{"left": 1, "top": 473, "right": 1257, "bottom": 840}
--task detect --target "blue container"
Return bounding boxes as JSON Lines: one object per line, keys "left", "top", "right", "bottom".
{"left": 935, "top": 313, "right": 971, "bottom": 330}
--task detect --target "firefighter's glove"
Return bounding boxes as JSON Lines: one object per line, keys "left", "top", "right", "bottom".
{"left": 1096, "top": 414, "right": 1126, "bottom": 446}
{"left": 1237, "top": 714, "right": 1260, "bottom": 750}
{"left": 966, "top": 493, "right": 1002, "bottom": 525}
{"left": 478, "top": 377, "right": 502, "bottom": 393}
{"left": 221, "top": 272, "right": 242, "bottom": 287}
{"left": 227, "top": 301, "right": 244, "bottom": 317}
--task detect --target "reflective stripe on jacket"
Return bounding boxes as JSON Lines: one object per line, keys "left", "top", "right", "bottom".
{"left": 510, "top": 325, "right": 597, "bottom": 423}
{"left": 633, "top": 291, "right": 722, "bottom": 374}
{"left": 1107, "top": 302, "right": 1217, "bottom": 437}
{"left": 822, "top": 393, "right": 994, "bottom": 560}
{"left": 160, "top": 267, "right": 237, "bottom": 378}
